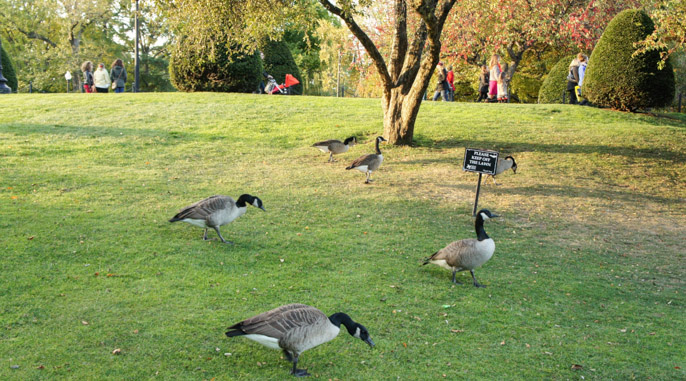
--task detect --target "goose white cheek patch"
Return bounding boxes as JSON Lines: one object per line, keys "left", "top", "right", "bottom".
{"left": 353, "top": 327, "right": 361, "bottom": 338}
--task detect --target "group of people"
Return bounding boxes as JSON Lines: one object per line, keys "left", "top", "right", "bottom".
{"left": 432, "top": 62, "right": 455, "bottom": 101}
{"left": 434, "top": 54, "right": 510, "bottom": 103}
{"left": 566, "top": 53, "right": 589, "bottom": 105}
{"left": 476, "top": 54, "right": 508, "bottom": 103}
{"left": 80, "top": 59, "right": 127, "bottom": 93}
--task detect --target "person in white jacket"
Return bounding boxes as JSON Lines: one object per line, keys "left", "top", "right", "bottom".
{"left": 93, "top": 63, "right": 111, "bottom": 93}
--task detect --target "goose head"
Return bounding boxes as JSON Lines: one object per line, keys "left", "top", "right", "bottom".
{"left": 376, "top": 136, "right": 387, "bottom": 144}
{"left": 505, "top": 156, "right": 517, "bottom": 174}
{"left": 344, "top": 136, "right": 357, "bottom": 146}
{"left": 351, "top": 323, "right": 375, "bottom": 348}
{"left": 477, "top": 209, "right": 499, "bottom": 220}
{"left": 238, "top": 194, "right": 267, "bottom": 211}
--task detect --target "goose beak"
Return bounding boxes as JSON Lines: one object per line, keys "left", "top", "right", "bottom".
{"left": 259, "top": 205, "right": 266, "bottom": 211}
{"left": 365, "top": 337, "right": 375, "bottom": 348}
{"left": 491, "top": 214, "right": 500, "bottom": 218}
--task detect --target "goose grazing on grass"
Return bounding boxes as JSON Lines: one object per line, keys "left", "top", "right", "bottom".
{"left": 346, "top": 136, "right": 387, "bottom": 184}
{"left": 423, "top": 209, "right": 499, "bottom": 287}
{"left": 169, "top": 194, "right": 265, "bottom": 244}
{"left": 226, "top": 303, "right": 374, "bottom": 377}
{"left": 488, "top": 155, "right": 517, "bottom": 185}
{"left": 312, "top": 136, "right": 357, "bottom": 162}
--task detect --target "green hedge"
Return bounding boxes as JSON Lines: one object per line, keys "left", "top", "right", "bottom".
{"left": 0, "top": 43, "right": 17, "bottom": 92}
{"left": 538, "top": 55, "right": 575, "bottom": 104}
{"left": 584, "top": 9, "right": 675, "bottom": 111}
{"left": 261, "top": 39, "right": 302, "bottom": 94}
{"left": 169, "top": 39, "right": 262, "bottom": 93}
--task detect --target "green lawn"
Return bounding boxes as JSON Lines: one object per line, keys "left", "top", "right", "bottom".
{"left": 1, "top": 93, "right": 684, "bottom": 379}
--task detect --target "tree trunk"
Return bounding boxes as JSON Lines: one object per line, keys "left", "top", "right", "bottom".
{"left": 321, "top": 0, "right": 456, "bottom": 146}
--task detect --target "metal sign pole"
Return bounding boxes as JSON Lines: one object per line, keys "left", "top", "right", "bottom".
{"left": 473, "top": 173, "right": 483, "bottom": 217}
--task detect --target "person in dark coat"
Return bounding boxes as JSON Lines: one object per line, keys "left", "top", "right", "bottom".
{"left": 476, "top": 65, "right": 490, "bottom": 102}
{"left": 566, "top": 57, "right": 580, "bottom": 104}
{"left": 110, "top": 59, "right": 127, "bottom": 93}
{"left": 81, "top": 61, "right": 94, "bottom": 93}
{"left": 432, "top": 62, "right": 448, "bottom": 101}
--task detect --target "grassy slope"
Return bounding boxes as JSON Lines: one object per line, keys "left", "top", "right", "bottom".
{"left": 1, "top": 93, "right": 684, "bottom": 380}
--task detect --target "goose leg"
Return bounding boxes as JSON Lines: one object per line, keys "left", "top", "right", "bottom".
{"left": 212, "top": 226, "right": 234, "bottom": 245}
{"left": 202, "top": 228, "right": 210, "bottom": 241}
{"left": 451, "top": 269, "right": 463, "bottom": 284}
{"left": 328, "top": 152, "right": 334, "bottom": 163}
{"left": 491, "top": 175, "right": 500, "bottom": 186}
{"left": 290, "top": 354, "right": 310, "bottom": 377}
{"left": 470, "top": 270, "right": 486, "bottom": 288}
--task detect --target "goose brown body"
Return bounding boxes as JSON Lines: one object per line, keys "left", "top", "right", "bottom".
{"left": 423, "top": 209, "right": 498, "bottom": 287}
{"left": 312, "top": 137, "right": 356, "bottom": 162}
{"left": 346, "top": 136, "right": 386, "bottom": 183}
{"left": 489, "top": 156, "right": 517, "bottom": 185}
{"left": 226, "top": 303, "right": 374, "bottom": 377}
{"left": 169, "top": 194, "right": 264, "bottom": 244}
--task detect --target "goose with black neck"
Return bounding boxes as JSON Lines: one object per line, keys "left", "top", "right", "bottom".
{"left": 423, "top": 209, "right": 499, "bottom": 287}
{"left": 225, "top": 303, "right": 374, "bottom": 377}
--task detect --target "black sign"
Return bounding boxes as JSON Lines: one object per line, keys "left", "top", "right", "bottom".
{"left": 463, "top": 148, "right": 499, "bottom": 175}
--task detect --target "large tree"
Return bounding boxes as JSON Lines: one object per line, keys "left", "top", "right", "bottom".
{"left": 157, "top": 0, "right": 457, "bottom": 145}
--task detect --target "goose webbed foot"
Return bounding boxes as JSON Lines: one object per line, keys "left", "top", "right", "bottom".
{"left": 470, "top": 270, "right": 486, "bottom": 288}
{"left": 290, "top": 355, "right": 310, "bottom": 377}
{"left": 291, "top": 368, "right": 310, "bottom": 377}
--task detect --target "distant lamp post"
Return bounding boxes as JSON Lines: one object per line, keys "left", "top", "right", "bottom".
{"left": 65, "top": 71, "right": 72, "bottom": 93}
{"left": 133, "top": 0, "right": 140, "bottom": 93}
{"left": 0, "top": 37, "right": 11, "bottom": 94}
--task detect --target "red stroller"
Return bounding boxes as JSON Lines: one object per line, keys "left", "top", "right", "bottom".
{"left": 264, "top": 73, "right": 300, "bottom": 95}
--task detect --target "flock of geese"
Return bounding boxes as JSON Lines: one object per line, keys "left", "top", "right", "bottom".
{"left": 168, "top": 136, "right": 517, "bottom": 377}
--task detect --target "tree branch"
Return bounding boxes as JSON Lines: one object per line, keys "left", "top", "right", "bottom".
{"left": 319, "top": 0, "right": 392, "bottom": 88}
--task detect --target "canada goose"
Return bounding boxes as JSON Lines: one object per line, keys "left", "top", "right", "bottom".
{"left": 226, "top": 303, "right": 374, "bottom": 377}
{"left": 169, "top": 194, "right": 265, "bottom": 244}
{"left": 312, "top": 136, "right": 357, "bottom": 162}
{"left": 346, "top": 136, "right": 387, "bottom": 183}
{"left": 488, "top": 155, "right": 517, "bottom": 185}
{"left": 423, "top": 209, "right": 499, "bottom": 287}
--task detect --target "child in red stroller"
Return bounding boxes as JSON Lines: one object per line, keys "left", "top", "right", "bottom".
{"left": 262, "top": 72, "right": 300, "bottom": 95}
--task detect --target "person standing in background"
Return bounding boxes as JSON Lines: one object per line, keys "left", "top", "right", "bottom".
{"left": 432, "top": 62, "right": 448, "bottom": 101}
{"left": 577, "top": 53, "right": 589, "bottom": 105}
{"left": 110, "top": 59, "right": 127, "bottom": 93}
{"left": 93, "top": 63, "right": 111, "bottom": 93}
{"left": 446, "top": 65, "right": 455, "bottom": 101}
{"left": 81, "top": 61, "right": 94, "bottom": 93}
{"left": 488, "top": 54, "right": 501, "bottom": 102}
{"left": 476, "top": 65, "right": 490, "bottom": 102}
{"left": 566, "top": 57, "right": 580, "bottom": 104}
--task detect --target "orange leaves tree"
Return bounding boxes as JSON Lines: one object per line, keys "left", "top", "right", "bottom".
{"left": 441, "top": 0, "right": 640, "bottom": 83}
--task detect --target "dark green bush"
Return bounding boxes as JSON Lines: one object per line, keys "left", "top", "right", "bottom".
{"left": 584, "top": 9, "right": 675, "bottom": 111}
{"left": 169, "top": 38, "right": 262, "bottom": 93}
{"left": 538, "top": 55, "right": 575, "bottom": 104}
{"left": 0, "top": 43, "right": 17, "bottom": 92}
{"left": 261, "top": 39, "right": 302, "bottom": 95}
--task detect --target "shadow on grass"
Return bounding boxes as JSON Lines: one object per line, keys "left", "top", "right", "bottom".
{"left": 410, "top": 136, "right": 685, "bottom": 162}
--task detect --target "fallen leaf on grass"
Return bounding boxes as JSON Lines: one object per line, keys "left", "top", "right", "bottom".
{"left": 28, "top": 236, "right": 34, "bottom": 240}
{"left": 450, "top": 329, "right": 464, "bottom": 333}
{"left": 500, "top": 340, "right": 506, "bottom": 345}
{"left": 37, "top": 365, "right": 45, "bottom": 369}
{"left": 112, "top": 348, "right": 121, "bottom": 355}
{"left": 81, "top": 320, "right": 89, "bottom": 325}
{"left": 402, "top": 342, "right": 407, "bottom": 348}
{"left": 571, "top": 364, "right": 583, "bottom": 370}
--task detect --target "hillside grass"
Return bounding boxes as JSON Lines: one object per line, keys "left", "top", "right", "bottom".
{"left": 1, "top": 93, "right": 685, "bottom": 380}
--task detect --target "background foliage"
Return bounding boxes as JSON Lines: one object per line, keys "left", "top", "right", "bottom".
{"left": 169, "top": 38, "right": 262, "bottom": 93}
{"left": 0, "top": 42, "right": 17, "bottom": 92}
{"left": 260, "top": 39, "right": 303, "bottom": 95}
{"left": 538, "top": 55, "right": 576, "bottom": 104}
{"left": 584, "top": 9, "right": 675, "bottom": 111}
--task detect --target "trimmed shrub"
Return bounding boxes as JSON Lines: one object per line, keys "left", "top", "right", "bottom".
{"left": 584, "top": 9, "right": 675, "bottom": 111}
{"left": 538, "top": 55, "right": 575, "bottom": 104}
{"left": 261, "top": 39, "right": 302, "bottom": 94}
{"left": 169, "top": 38, "right": 262, "bottom": 93}
{"left": 0, "top": 43, "right": 17, "bottom": 92}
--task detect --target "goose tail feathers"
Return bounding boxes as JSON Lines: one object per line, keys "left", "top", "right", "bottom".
{"left": 422, "top": 252, "right": 438, "bottom": 265}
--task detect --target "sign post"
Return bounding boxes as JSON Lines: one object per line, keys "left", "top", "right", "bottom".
{"left": 463, "top": 148, "right": 499, "bottom": 216}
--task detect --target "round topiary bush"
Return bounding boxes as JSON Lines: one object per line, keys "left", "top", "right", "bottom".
{"left": 169, "top": 38, "right": 262, "bottom": 93}
{"left": 261, "top": 39, "right": 302, "bottom": 95}
{"left": 0, "top": 43, "right": 18, "bottom": 92}
{"left": 583, "top": 9, "right": 675, "bottom": 111}
{"left": 538, "top": 55, "right": 575, "bottom": 104}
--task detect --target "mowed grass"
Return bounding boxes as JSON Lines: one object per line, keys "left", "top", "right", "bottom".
{"left": 1, "top": 93, "right": 684, "bottom": 380}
